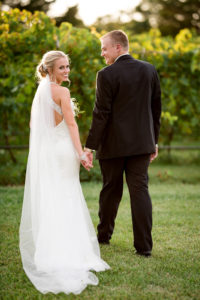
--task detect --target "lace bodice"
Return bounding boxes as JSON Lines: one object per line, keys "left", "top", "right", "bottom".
{"left": 49, "top": 98, "right": 75, "bottom": 117}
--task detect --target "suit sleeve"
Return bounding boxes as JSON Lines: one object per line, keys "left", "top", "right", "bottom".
{"left": 151, "top": 68, "right": 162, "bottom": 144}
{"left": 85, "top": 70, "right": 113, "bottom": 150}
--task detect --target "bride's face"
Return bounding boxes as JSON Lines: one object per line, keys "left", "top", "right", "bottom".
{"left": 52, "top": 57, "right": 70, "bottom": 84}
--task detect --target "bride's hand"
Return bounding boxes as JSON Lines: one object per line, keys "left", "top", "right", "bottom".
{"left": 80, "top": 152, "right": 93, "bottom": 171}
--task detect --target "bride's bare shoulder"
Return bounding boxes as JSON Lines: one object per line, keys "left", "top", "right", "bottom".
{"left": 52, "top": 85, "right": 70, "bottom": 100}
{"left": 56, "top": 87, "right": 71, "bottom": 105}
{"left": 57, "top": 86, "right": 70, "bottom": 98}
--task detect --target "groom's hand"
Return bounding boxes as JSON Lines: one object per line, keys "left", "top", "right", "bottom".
{"left": 86, "top": 151, "right": 93, "bottom": 165}
{"left": 150, "top": 144, "right": 158, "bottom": 163}
{"left": 84, "top": 148, "right": 94, "bottom": 166}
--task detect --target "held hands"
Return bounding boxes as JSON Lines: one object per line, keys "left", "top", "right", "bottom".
{"left": 80, "top": 150, "right": 93, "bottom": 171}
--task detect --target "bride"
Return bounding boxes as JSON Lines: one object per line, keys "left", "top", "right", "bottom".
{"left": 19, "top": 50, "right": 110, "bottom": 295}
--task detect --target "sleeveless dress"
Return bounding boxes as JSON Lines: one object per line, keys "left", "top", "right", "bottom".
{"left": 19, "top": 96, "right": 110, "bottom": 295}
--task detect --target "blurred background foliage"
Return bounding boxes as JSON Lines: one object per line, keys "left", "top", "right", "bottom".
{"left": 1, "top": 0, "right": 199, "bottom": 35}
{"left": 0, "top": 4, "right": 200, "bottom": 184}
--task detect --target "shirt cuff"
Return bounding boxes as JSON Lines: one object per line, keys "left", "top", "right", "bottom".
{"left": 84, "top": 147, "right": 95, "bottom": 152}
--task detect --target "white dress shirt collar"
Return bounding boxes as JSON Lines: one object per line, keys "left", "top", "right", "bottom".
{"left": 114, "top": 53, "right": 129, "bottom": 62}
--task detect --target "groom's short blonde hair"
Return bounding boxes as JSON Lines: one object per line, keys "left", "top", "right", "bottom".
{"left": 101, "top": 30, "right": 129, "bottom": 51}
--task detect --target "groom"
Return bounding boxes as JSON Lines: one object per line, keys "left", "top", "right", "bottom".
{"left": 85, "top": 30, "right": 161, "bottom": 257}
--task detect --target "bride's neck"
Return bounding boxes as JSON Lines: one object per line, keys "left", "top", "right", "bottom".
{"left": 50, "top": 81, "right": 61, "bottom": 86}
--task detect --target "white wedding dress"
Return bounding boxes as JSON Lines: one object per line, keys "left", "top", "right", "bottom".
{"left": 19, "top": 75, "right": 110, "bottom": 295}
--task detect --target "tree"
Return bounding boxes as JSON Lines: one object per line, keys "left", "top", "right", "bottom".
{"left": 92, "top": 13, "right": 150, "bottom": 35}
{"left": 128, "top": 28, "right": 200, "bottom": 145}
{"left": 122, "top": 19, "right": 150, "bottom": 34}
{"left": 0, "top": 9, "right": 57, "bottom": 162}
{"left": 0, "top": 1, "right": 85, "bottom": 28}
{"left": 0, "top": 0, "right": 56, "bottom": 13}
{"left": 133, "top": 0, "right": 200, "bottom": 36}
{"left": 0, "top": 9, "right": 102, "bottom": 163}
{"left": 55, "top": 5, "right": 85, "bottom": 27}
{"left": 1, "top": 9, "right": 200, "bottom": 165}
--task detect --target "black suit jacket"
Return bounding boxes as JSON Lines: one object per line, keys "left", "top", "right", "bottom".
{"left": 86, "top": 54, "right": 161, "bottom": 159}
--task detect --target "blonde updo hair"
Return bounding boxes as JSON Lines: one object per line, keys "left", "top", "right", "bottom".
{"left": 36, "top": 50, "right": 69, "bottom": 80}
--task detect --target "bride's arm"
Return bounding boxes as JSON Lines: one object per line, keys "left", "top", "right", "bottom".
{"left": 60, "top": 87, "right": 85, "bottom": 159}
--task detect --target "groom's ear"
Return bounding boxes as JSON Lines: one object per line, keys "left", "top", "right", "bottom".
{"left": 116, "top": 43, "right": 122, "bottom": 51}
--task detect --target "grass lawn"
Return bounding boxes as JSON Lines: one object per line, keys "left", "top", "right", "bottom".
{"left": 0, "top": 166, "right": 200, "bottom": 299}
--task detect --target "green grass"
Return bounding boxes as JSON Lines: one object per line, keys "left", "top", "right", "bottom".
{"left": 1, "top": 175, "right": 200, "bottom": 299}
